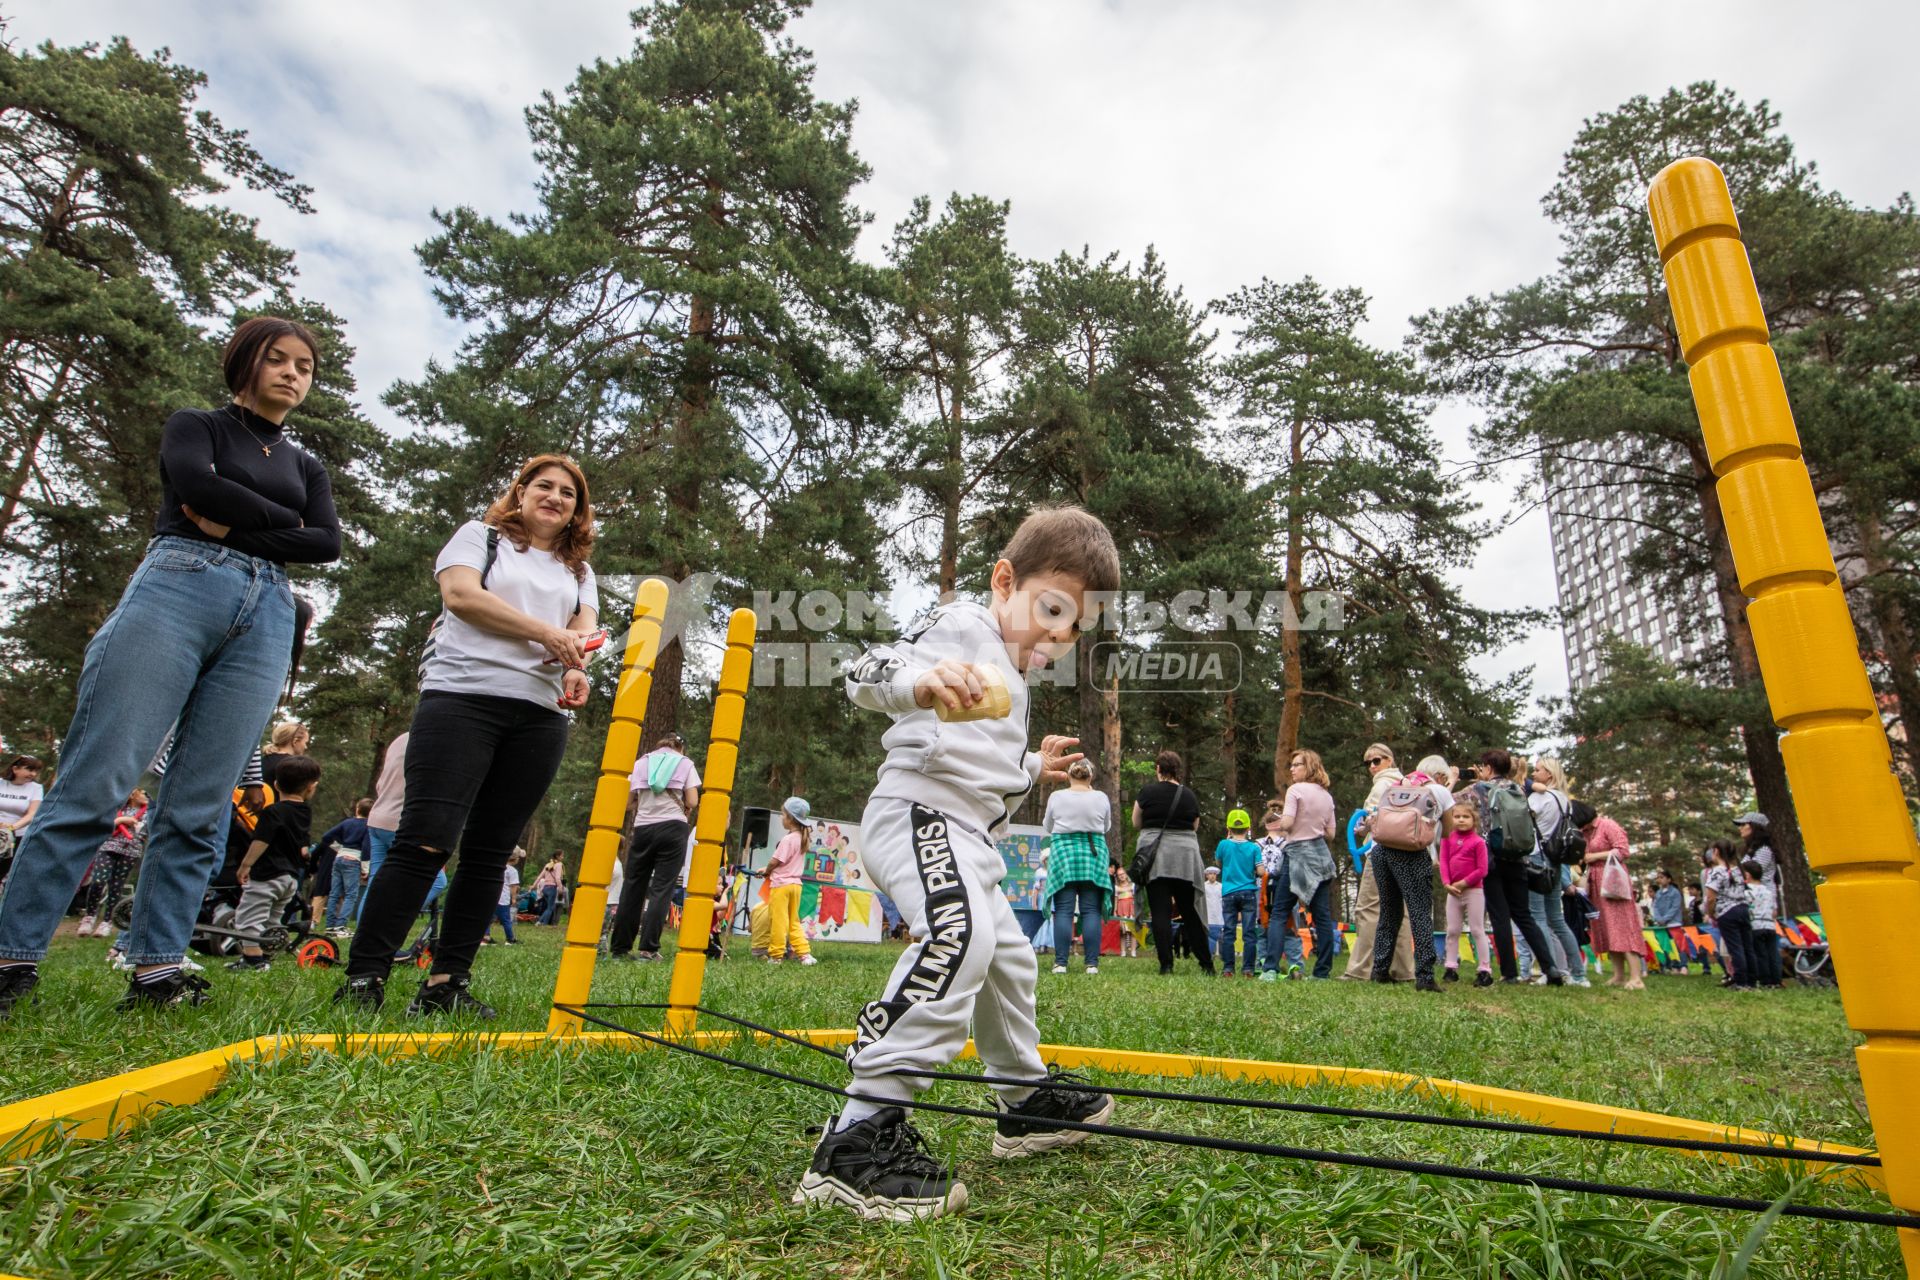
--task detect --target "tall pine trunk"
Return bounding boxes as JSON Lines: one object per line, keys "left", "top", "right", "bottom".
{"left": 643, "top": 290, "right": 716, "bottom": 746}
{"left": 939, "top": 389, "right": 962, "bottom": 599}
{"left": 1273, "top": 410, "right": 1306, "bottom": 793}
{"left": 1853, "top": 509, "right": 1920, "bottom": 778}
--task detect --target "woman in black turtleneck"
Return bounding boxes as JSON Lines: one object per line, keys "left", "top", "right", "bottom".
{"left": 0, "top": 317, "right": 340, "bottom": 1017}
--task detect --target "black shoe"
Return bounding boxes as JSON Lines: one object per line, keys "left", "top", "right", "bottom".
{"left": 1500, "top": 976, "right": 1523, "bottom": 985}
{"left": 226, "top": 957, "right": 270, "bottom": 972}
{"left": 793, "top": 1108, "right": 968, "bottom": 1221}
{"left": 1546, "top": 972, "right": 1567, "bottom": 987}
{"left": 1415, "top": 976, "right": 1441, "bottom": 993}
{"left": 993, "top": 1070, "right": 1116, "bottom": 1158}
{"left": 118, "top": 969, "right": 212, "bottom": 1011}
{"left": 0, "top": 964, "right": 39, "bottom": 1018}
{"left": 1442, "top": 968, "right": 1460, "bottom": 982}
{"left": 1370, "top": 970, "right": 1394, "bottom": 984}
{"left": 1474, "top": 971, "right": 1495, "bottom": 988}
{"left": 333, "top": 976, "right": 386, "bottom": 1009}
{"left": 407, "top": 975, "right": 496, "bottom": 1019}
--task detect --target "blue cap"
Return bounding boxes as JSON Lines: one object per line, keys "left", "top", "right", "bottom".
{"left": 783, "top": 796, "right": 813, "bottom": 827}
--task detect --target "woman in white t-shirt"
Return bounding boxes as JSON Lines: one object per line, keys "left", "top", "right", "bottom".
{"left": 342, "top": 455, "right": 601, "bottom": 1018}
{"left": 0, "top": 756, "right": 47, "bottom": 878}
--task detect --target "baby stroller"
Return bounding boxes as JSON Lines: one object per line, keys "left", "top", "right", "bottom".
{"left": 1779, "top": 915, "right": 1833, "bottom": 987}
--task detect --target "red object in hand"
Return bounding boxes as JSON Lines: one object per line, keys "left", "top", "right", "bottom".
{"left": 543, "top": 629, "right": 609, "bottom": 664}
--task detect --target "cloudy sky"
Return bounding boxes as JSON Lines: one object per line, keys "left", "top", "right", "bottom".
{"left": 18, "top": 1, "right": 1920, "bottom": 726}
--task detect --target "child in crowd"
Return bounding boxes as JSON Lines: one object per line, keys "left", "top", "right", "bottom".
{"left": 1213, "top": 809, "right": 1261, "bottom": 978}
{"left": 798, "top": 505, "right": 1120, "bottom": 1221}
{"left": 1741, "top": 859, "right": 1781, "bottom": 987}
{"left": 1112, "top": 869, "right": 1138, "bottom": 957}
{"left": 1438, "top": 802, "right": 1493, "bottom": 987}
{"left": 78, "top": 789, "right": 148, "bottom": 939}
{"left": 487, "top": 849, "right": 523, "bottom": 945}
{"left": 1202, "top": 867, "right": 1223, "bottom": 960}
{"left": 229, "top": 756, "right": 322, "bottom": 972}
{"left": 766, "top": 797, "right": 817, "bottom": 967}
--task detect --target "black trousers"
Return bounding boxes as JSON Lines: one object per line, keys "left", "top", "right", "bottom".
{"left": 1750, "top": 923, "right": 1783, "bottom": 985}
{"left": 1147, "top": 876, "right": 1214, "bottom": 974}
{"left": 348, "top": 692, "right": 569, "bottom": 982}
{"left": 1371, "top": 849, "right": 1438, "bottom": 981}
{"left": 1716, "top": 905, "right": 1756, "bottom": 987}
{"left": 1481, "top": 857, "right": 1561, "bottom": 980}
{"left": 609, "top": 819, "right": 690, "bottom": 955}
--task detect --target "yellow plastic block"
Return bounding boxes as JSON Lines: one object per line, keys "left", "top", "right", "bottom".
{"left": 1689, "top": 344, "right": 1802, "bottom": 474}
{"left": 1648, "top": 157, "right": 1740, "bottom": 254}
{"left": 0, "top": 1037, "right": 278, "bottom": 1157}
{"left": 1747, "top": 585, "right": 1878, "bottom": 725}
{"left": 1782, "top": 727, "right": 1920, "bottom": 870}
{"left": 702, "top": 741, "right": 739, "bottom": 790}
{"left": 709, "top": 695, "right": 744, "bottom": 745}
{"left": 588, "top": 775, "right": 630, "bottom": 826}
{"left": 1718, "top": 462, "right": 1837, "bottom": 593}
{"left": 1856, "top": 1041, "right": 1920, "bottom": 1212}
{"left": 719, "top": 647, "right": 754, "bottom": 696}
{"left": 725, "top": 609, "right": 759, "bottom": 645}
{"left": 1664, "top": 238, "right": 1769, "bottom": 364}
{"left": 695, "top": 801, "right": 732, "bottom": 846}
{"left": 1821, "top": 878, "right": 1920, "bottom": 1035}
{"left": 563, "top": 886, "right": 609, "bottom": 946}
{"left": 599, "top": 721, "right": 641, "bottom": 772}
{"left": 579, "top": 828, "right": 622, "bottom": 878}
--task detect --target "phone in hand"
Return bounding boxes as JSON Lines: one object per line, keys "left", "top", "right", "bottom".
{"left": 543, "top": 628, "right": 610, "bottom": 664}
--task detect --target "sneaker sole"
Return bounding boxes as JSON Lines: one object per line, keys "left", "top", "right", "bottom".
{"left": 791, "top": 1171, "right": 967, "bottom": 1221}
{"left": 991, "top": 1093, "right": 1116, "bottom": 1160}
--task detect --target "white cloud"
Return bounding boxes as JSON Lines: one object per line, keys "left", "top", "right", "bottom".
{"left": 17, "top": 0, "right": 1919, "bottom": 721}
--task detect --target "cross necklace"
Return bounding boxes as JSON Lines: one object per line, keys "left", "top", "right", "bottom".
{"left": 226, "top": 404, "right": 283, "bottom": 457}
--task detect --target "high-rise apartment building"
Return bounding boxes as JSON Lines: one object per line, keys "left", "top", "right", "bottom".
{"left": 1544, "top": 456, "right": 1718, "bottom": 693}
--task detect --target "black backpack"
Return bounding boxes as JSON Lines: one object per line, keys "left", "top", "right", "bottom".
{"left": 1532, "top": 792, "right": 1587, "bottom": 867}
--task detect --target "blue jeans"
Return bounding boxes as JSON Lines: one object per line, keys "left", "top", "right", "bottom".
{"left": 490, "top": 902, "right": 516, "bottom": 943}
{"left": 536, "top": 883, "right": 560, "bottom": 925}
{"left": 1219, "top": 888, "right": 1259, "bottom": 972}
{"left": 1292, "top": 876, "right": 1337, "bottom": 978}
{"left": 1532, "top": 887, "right": 1584, "bottom": 977}
{"left": 0, "top": 537, "right": 293, "bottom": 966}
{"left": 1050, "top": 881, "right": 1104, "bottom": 966}
{"left": 357, "top": 827, "right": 394, "bottom": 921}
{"left": 326, "top": 854, "right": 364, "bottom": 928}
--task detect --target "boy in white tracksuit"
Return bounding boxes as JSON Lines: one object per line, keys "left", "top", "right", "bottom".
{"left": 795, "top": 505, "right": 1121, "bottom": 1222}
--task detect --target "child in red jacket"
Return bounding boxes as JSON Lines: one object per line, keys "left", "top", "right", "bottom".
{"left": 1438, "top": 803, "right": 1492, "bottom": 987}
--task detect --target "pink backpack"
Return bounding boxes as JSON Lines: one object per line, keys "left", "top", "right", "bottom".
{"left": 1369, "top": 773, "right": 1443, "bottom": 852}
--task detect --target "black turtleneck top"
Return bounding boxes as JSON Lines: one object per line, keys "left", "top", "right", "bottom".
{"left": 153, "top": 405, "right": 341, "bottom": 565}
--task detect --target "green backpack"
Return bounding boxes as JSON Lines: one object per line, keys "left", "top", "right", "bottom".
{"left": 1485, "top": 782, "right": 1536, "bottom": 861}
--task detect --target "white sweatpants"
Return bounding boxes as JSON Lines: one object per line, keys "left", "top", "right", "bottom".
{"left": 845, "top": 799, "right": 1046, "bottom": 1109}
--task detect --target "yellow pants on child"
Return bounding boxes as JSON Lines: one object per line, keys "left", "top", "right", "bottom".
{"left": 767, "top": 883, "right": 811, "bottom": 959}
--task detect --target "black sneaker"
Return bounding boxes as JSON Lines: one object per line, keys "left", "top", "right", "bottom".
{"left": 793, "top": 1108, "right": 967, "bottom": 1221}
{"left": 226, "top": 957, "right": 271, "bottom": 972}
{"left": 1415, "top": 975, "right": 1441, "bottom": 993}
{"left": 992, "top": 1070, "right": 1116, "bottom": 1159}
{"left": 0, "top": 964, "right": 39, "bottom": 1018}
{"left": 1473, "top": 971, "right": 1495, "bottom": 988}
{"left": 1442, "top": 967, "right": 1460, "bottom": 983}
{"left": 117, "top": 969, "right": 212, "bottom": 1011}
{"left": 407, "top": 976, "right": 497, "bottom": 1019}
{"left": 333, "top": 976, "right": 386, "bottom": 1009}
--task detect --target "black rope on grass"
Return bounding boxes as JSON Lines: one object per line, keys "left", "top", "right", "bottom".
{"left": 552, "top": 1003, "right": 1919, "bottom": 1232}
{"left": 572, "top": 1000, "right": 1881, "bottom": 1170}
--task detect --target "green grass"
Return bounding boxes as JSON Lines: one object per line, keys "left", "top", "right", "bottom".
{"left": 0, "top": 923, "right": 1898, "bottom": 1279}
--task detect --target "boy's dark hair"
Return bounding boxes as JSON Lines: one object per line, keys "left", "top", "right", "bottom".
{"left": 223, "top": 315, "right": 320, "bottom": 394}
{"left": 1155, "top": 750, "right": 1183, "bottom": 780}
{"left": 274, "top": 755, "right": 323, "bottom": 796}
{"left": 1740, "top": 858, "right": 1765, "bottom": 880}
{"left": 1479, "top": 748, "right": 1512, "bottom": 777}
{"left": 998, "top": 505, "right": 1121, "bottom": 596}
{"left": 354, "top": 797, "right": 374, "bottom": 817}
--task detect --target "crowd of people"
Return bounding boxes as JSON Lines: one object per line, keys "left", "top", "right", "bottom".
{"left": 1029, "top": 743, "right": 1794, "bottom": 995}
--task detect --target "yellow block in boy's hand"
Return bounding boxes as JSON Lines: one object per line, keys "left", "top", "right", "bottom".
{"left": 936, "top": 662, "right": 1012, "bottom": 722}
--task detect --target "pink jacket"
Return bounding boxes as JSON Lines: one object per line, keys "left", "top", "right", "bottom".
{"left": 767, "top": 831, "right": 807, "bottom": 888}
{"left": 1438, "top": 831, "right": 1488, "bottom": 888}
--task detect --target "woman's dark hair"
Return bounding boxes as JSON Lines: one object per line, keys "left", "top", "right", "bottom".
{"left": 1154, "top": 750, "right": 1182, "bottom": 780}
{"left": 283, "top": 596, "right": 314, "bottom": 704}
{"left": 5, "top": 754, "right": 45, "bottom": 779}
{"left": 1569, "top": 798, "right": 1597, "bottom": 829}
{"left": 1479, "top": 748, "right": 1512, "bottom": 777}
{"left": 223, "top": 316, "right": 320, "bottom": 395}
{"left": 1742, "top": 826, "right": 1772, "bottom": 858}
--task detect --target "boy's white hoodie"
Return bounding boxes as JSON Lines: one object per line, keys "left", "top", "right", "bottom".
{"left": 845, "top": 601, "right": 1041, "bottom": 838}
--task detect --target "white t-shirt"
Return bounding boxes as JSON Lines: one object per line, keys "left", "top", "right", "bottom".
{"left": 499, "top": 863, "right": 521, "bottom": 908}
{"left": 0, "top": 778, "right": 42, "bottom": 827}
{"left": 422, "top": 521, "right": 600, "bottom": 710}
{"left": 1529, "top": 789, "right": 1569, "bottom": 843}
{"left": 1043, "top": 788, "right": 1111, "bottom": 835}
{"left": 1204, "top": 881, "right": 1223, "bottom": 927}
